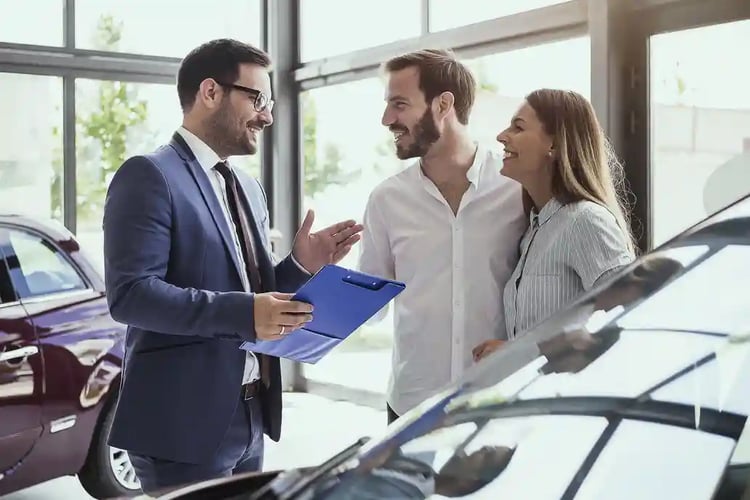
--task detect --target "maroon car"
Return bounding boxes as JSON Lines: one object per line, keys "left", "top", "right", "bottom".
{"left": 0, "top": 214, "right": 140, "bottom": 498}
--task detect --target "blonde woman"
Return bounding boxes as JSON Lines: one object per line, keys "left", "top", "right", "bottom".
{"left": 473, "top": 89, "right": 636, "bottom": 362}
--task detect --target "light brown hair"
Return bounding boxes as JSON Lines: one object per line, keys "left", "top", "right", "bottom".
{"left": 526, "top": 88, "right": 636, "bottom": 253}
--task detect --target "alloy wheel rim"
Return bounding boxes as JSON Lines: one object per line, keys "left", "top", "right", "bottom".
{"left": 108, "top": 446, "right": 141, "bottom": 490}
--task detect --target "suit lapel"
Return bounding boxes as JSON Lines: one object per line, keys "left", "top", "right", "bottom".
{"left": 170, "top": 133, "right": 245, "bottom": 285}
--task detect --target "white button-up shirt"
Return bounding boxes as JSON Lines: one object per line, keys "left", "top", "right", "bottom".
{"left": 358, "top": 146, "right": 527, "bottom": 415}
{"left": 177, "top": 126, "right": 259, "bottom": 384}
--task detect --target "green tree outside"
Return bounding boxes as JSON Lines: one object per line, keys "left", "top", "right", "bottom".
{"left": 301, "top": 92, "right": 357, "bottom": 197}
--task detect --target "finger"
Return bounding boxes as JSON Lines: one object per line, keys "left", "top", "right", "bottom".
{"left": 323, "top": 219, "right": 357, "bottom": 236}
{"left": 257, "top": 329, "right": 285, "bottom": 341}
{"left": 473, "top": 347, "right": 485, "bottom": 361}
{"left": 278, "top": 313, "right": 314, "bottom": 327}
{"left": 269, "top": 292, "right": 295, "bottom": 300}
{"left": 331, "top": 245, "right": 352, "bottom": 263}
{"left": 298, "top": 209, "right": 314, "bottom": 236}
{"left": 333, "top": 224, "right": 364, "bottom": 243}
{"left": 277, "top": 300, "right": 314, "bottom": 314}
{"left": 336, "top": 234, "right": 361, "bottom": 248}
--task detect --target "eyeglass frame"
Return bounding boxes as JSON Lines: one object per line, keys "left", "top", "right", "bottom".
{"left": 215, "top": 80, "right": 274, "bottom": 113}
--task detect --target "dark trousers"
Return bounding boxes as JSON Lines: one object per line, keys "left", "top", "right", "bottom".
{"left": 128, "top": 395, "right": 264, "bottom": 496}
{"left": 387, "top": 403, "right": 399, "bottom": 424}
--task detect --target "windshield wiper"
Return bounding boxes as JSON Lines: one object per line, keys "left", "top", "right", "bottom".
{"left": 250, "top": 437, "right": 370, "bottom": 500}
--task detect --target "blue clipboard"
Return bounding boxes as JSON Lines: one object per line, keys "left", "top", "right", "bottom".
{"left": 240, "top": 264, "right": 405, "bottom": 364}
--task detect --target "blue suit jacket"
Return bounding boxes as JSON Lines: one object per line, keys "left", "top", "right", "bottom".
{"left": 103, "top": 132, "right": 309, "bottom": 463}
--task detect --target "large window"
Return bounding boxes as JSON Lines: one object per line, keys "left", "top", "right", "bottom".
{"left": 74, "top": 79, "right": 181, "bottom": 271}
{"left": 73, "top": 77, "right": 262, "bottom": 273}
{"left": 466, "top": 36, "right": 591, "bottom": 153}
{"left": 650, "top": 19, "right": 750, "bottom": 246}
{"left": 0, "top": 2, "right": 63, "bottom": 46}
{"left": 429, "top": 0, "right": 568, "bottom": 32}
{"left": 300, "top": 78, "right": 409, "bottom": 394}
{"left": 0, "top": 74, "right": 63, "bottom": 222}
{"left": 75, "top": 0, "right": 262, "bottom": 57}
{"left": 300, "top": 0, "right": 421, "bottom": 62}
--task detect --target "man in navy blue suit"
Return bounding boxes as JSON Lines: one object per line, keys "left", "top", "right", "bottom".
{"left": 102, "top": 38, "right": 363, "bottom": 495}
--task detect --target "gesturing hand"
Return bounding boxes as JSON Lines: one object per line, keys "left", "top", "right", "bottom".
{"left": 292, "top": 209, "right": 364, "bottom": 275}
{"left": 253, "top": 292, "right": 313, "bottom": 341}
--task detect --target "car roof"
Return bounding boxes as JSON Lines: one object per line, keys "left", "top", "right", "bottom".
{"left": 0, "top": 213, "right": 77, "bottom": 243}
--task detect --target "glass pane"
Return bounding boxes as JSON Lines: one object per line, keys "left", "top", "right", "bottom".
{"left": 650, "top": 19, "right": 750, "bottom": 246}
{"left": 75, "top": 79, "right": 182, "bottom": 273}
{"left": 575, "top": 420, "right": 736, "bottom": 500}
{"left": 300, "top": 78, "right": 411, "bottom": 394}
{"left": 75, "top": 0, "right": 262, "bottom": 57}
{"left": 300, "top": 0, "right": 421, "bottom": 62}
{"left": 0, "top": 1, "right": 63, "bottom": 46}
{"left": 465, "top": 36, "right": 591, "bottom": 153}
{"left": 429, "top": 0, "right": 567, "bottom": 32}
{"left": 0, "top": 74, "right": 63, "bottom": 222}
{"left": 8, "top": 229, "right": 87, "bottom": 298}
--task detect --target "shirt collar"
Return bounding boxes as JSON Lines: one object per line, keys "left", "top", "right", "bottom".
{"left": 177, "top": 126, "right": 222, "bottom": 174}
{"left": 530, "top": 197, "right": 564, "bottom": 226}
{"left": 416, "top": 142, "right": 484, "bottom": 188}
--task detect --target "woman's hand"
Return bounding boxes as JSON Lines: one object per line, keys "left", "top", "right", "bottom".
{"left": 472, "top": 339, "right": 506, "bottom": 362}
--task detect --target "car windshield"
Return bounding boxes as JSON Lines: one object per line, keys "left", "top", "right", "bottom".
{"left": 290, "top": 197, "right": 750, "bottom": 500}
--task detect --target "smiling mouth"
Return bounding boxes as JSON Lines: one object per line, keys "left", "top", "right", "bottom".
{"left": 392, "top": 130, "right": 407, "bottom": 143}
{"left": 503, "top": 150, "right": 518, "bottom": 159}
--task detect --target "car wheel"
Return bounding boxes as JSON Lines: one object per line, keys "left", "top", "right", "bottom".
{"left": 78, "top": 395, "right": 142, "bottom": 498}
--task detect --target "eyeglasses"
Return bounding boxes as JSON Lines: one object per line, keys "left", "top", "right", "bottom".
{"left": 215, "top": 81, "right": 274, "bottom": 113}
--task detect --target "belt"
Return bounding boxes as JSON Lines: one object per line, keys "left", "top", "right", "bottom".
{"left": 242, "top": 380, "right": 261, "bottom": 400}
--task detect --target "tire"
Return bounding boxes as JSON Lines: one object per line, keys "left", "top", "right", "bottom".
{"left": 78, "top": 395, "right": 142, "bottom": 499}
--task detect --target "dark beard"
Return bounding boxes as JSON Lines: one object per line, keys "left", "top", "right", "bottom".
{"left": 395, "top": 108, "right": 440, "bottom": 160}
{"left": 204, "top": 101, "right": 257, "bottom": 157}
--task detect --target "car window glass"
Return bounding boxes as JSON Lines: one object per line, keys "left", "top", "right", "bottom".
{"left": 7, "top": 228, "right": 86, "bottom": 298}
{"left": 616, "top": 245, "right": 750, "bottom": 334}
{"left": 313, "top": 415, "right": 608, "bottom": 499}
{"left": 649, "top": 339, "right": 750, "bottom": 417}
{"left": 516, "top": 329, "right": 723, "bottom": 400}
{"left": 574, "top": 420, "right": 736, "bottom": 500}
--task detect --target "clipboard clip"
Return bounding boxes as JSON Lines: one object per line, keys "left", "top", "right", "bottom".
{"left": 342, "top": 272, "right": 388, "bottom": 291}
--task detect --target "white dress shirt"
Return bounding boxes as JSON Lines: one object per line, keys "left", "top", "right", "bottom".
{"left": 177, "top": 126, "right": 260, "bottom": 384}
{"left": 358, "top": 145, "right": 527, "bottom": 415}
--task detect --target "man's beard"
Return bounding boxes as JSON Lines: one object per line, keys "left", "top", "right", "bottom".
{"left": 204, "top": 102, "right": 259, "bottom": 157}
{"left": 394, "top": 108, "right": 440, "bottom": 160}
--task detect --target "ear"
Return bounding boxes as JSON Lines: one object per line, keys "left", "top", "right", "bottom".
{"left": 198, "top": 78, "right": 223, "bottom": 110}
{"left": 436, "top": 91, "right": 455, "bottom": 118}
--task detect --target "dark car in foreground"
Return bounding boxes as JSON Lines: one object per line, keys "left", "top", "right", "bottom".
{"left": 154, "top": 195, "right": 750, "bottom": 500}
{"left": 0, "top": 215, "right": 141, "bottom": 498}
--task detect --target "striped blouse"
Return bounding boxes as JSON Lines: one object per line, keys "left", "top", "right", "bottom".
{"left": 504, "top": 197, "right": 635, "bottom": 339}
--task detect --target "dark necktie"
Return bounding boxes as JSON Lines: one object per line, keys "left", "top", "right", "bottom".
{"left": 213, "top": 161, "right": 271, "bottom": 387}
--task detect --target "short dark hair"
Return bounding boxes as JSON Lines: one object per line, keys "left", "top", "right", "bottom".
{"left": 177, "top": 38, "right": 271, "bottom": 112}
{"left": 384, "top": 49, "right": 476, "bottom": 125}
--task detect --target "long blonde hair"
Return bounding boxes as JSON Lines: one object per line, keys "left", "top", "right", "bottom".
{"left": 526, "top": 88, "right": 636, "bottom": 254}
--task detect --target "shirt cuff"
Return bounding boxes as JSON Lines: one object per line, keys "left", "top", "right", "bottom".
{"left": 290, "top": 253, "right": 312, "bottom": 275}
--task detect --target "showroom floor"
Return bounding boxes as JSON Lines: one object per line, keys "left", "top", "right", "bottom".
{"left": 6, "top": 393, "right": 387, "bottom": 499}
